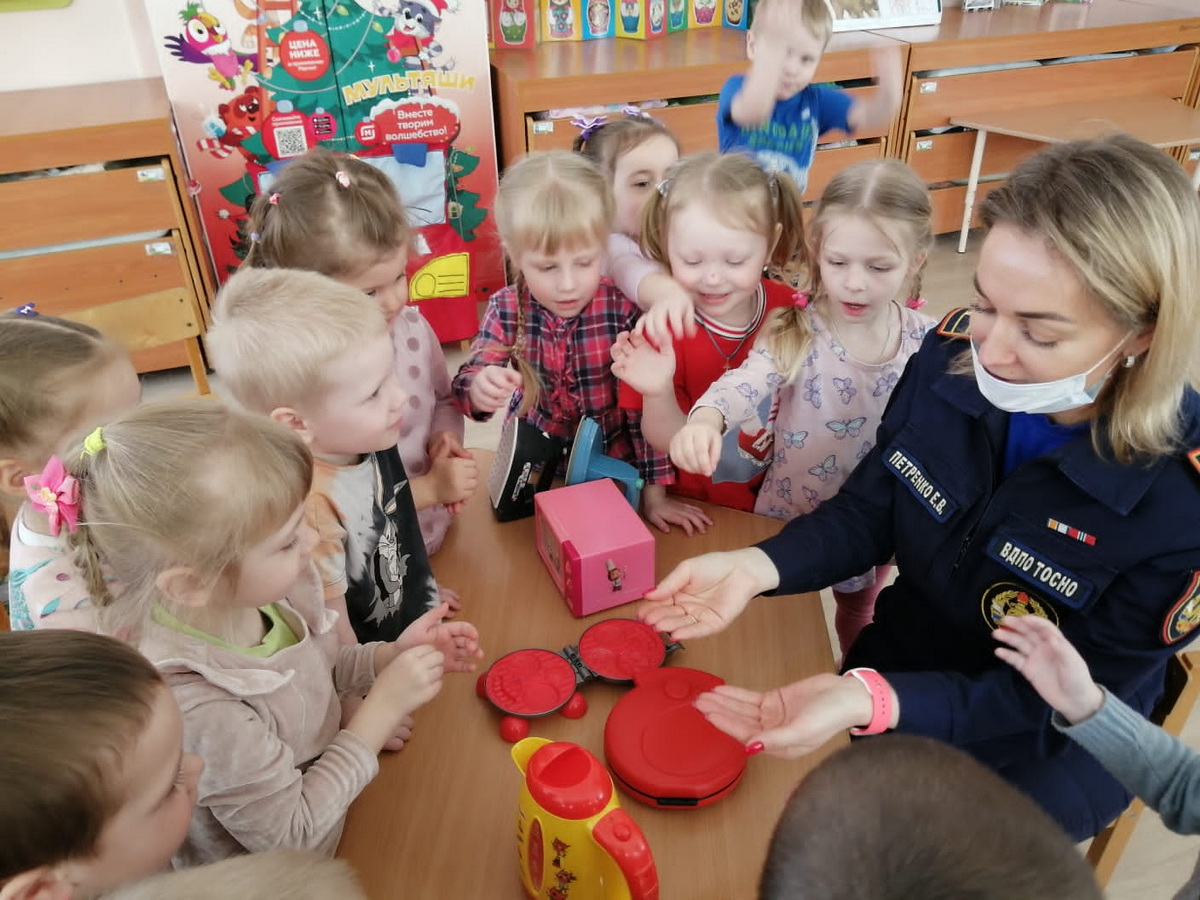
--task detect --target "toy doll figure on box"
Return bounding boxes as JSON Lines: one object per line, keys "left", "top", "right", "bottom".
{"left": 690, "top": 0, "right": 719, "bottom": 26}
{"left": 586, "top": 0, "right": 616, "bottom": 37}
{"left": 548, "top": 0, "right": 577, "bottom": 37}
{"left": 500, "top": 0, "right": 532, "bottom": 43}
{"left": 668, "top": 0, "right": 687, "bottom": 29}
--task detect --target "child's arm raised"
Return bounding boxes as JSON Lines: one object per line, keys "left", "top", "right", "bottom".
{"left": 846, "top": 47, "right": 903, "bottom": 136}
{"left": 995, "top": 615, "right": 1200, "bottom": 835}
{"left": 727, "top": 5, "right": 790, "bottom": 127}
{"left": 611, "top": 329, "right": 686, "bottom": 452}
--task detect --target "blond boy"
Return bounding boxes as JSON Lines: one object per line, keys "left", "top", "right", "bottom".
{"left": 208, "top": 268, "right": 441, "bottom": 644}
{"left": 718, "top": 0, "right": 901, "bottom": 193}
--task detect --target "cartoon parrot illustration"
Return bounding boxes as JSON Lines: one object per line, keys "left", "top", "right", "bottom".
{"left": 164, "top": 2, "right": 256, "bottom": 90}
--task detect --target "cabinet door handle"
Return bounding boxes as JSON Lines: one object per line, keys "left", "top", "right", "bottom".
{"left": 919, "top": 81, "right": 938, "bottom": 94}
{"left": 137, "top": 167, "right": 167, "bottom": 183}
{"left": 144, "top": 241, "right": 175, "bottom": 256}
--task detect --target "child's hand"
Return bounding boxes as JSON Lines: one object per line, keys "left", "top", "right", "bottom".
{"left": 469, "top": 365, "right": 523, "bottom": 414}
{"left": 993, "top": 615, "right": 1105, "bottom": 725}
{"left": 438, "top": 584, "right": 463, "bottom": 615}
{"left": 395, "top": 601, "right": 483, "bottom": 673}
{"left": 669, "top": 413, "right": 724, "bottom": 477}
{"left": 637, "top": 274, "right": 696, "bottom": 344}
{"left": 871, "top": 46, "right": 904, "bottom": 115}
{"left": 641, "top": 484, "right": 713, "bottom": 536}
{"left": 428, "top": 430, "right": 469, "bottom": 460}
{"left": 382, "top": 714, "right": 415, "bottom": 753}
{"left": 429, "top": 453, "right": 479, "bottom": 505}
{"left": 351, "top": 645, "right": 445, "bottom": 752}
{"left": 611, "top": 329, "right": 676, "bottom": 398}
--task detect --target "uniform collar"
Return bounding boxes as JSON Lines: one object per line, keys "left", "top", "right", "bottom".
{"left": 933, "top": 360, "right": 1200, "bottom": 516}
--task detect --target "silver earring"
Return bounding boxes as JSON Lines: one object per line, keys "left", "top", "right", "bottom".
{"left": 1123, "top": 355, "right": 1137, "bottom": 368}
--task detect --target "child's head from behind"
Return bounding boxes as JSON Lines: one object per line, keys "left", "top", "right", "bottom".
{"left": 809, "top": 158, "right": 933, "bottom": 312}
{"left": 0, "top": 314, "right": 140, "bottom": 502}
{"left": 643, "top": 152, "right": 806, "bottom": 324}
{"left": 0, "top": 629, "right": 202, "bottom": 900}
{"left": 759, "top": 735, "right": 1101, "bottom": 900}
{"left": 208, "top": 267, "right": 408, "bottom": 463}
{"left": 573, "top": 115, "right": 681, "bottom": 240}
{"left": 63, "top": 398, "right": 314, "bottom": 636}
{"left": 244, "top": 148, "right": 415, "bottom": 325}
{"left": 495, "top": 151, "right": 613, "bottom": 319}
{"left": 747, "top": 0, "right": 832, "bottom": 101}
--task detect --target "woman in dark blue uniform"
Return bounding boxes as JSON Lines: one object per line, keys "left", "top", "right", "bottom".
{"left": 640, "top": 134, "right": 1200, "bottom": 841}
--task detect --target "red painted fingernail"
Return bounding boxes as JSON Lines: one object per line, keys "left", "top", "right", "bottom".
{"left": 745, "top": 741, "right": 765, "bottom": 756}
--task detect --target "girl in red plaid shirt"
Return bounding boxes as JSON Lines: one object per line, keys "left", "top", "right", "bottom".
{"left": 451, "top": 151, "right": 706, "bottom": 534}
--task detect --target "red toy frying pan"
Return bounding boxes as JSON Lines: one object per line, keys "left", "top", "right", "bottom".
{"left": 477, "top": 618, "right": 682, "bottom": 742}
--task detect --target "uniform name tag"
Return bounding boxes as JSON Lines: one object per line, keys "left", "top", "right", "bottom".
{"left": 885, "top": 445, "right": 957, "bottom": 522}
{"left": 987, "top": 535, "right": 1092, "bottom": 609}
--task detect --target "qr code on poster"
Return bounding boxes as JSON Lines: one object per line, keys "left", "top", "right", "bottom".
{"left": 274, "top": 126, "right": 309, "bottom": 158}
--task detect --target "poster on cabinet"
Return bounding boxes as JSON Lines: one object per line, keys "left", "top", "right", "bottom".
{"left": 141, "top": 0, "right": 504, "bottom": 341}
{"left": 826, "top": 0, "right": 940, "bottom": 31}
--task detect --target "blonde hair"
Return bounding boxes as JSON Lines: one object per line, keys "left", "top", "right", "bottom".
{"left": 107, "top": 850, "right": 368, "bottom": 900}
{"left": 0, "top": 629, "right": 163, "bottom": 884}
{"left": 573, "top": 115, "right": 681, "bottom": 180}
{"left": 768, "top": 158, "right": 933, "bottom": 381}
{"left": 750, "top": 0, "right": 832, "bottom": 43}
{"left": 0, "top": 313, "right": 126, "bottom": 460}
{"left": 243, "top": 147, "right": 414, "bottom": 279}
{"left": 207, "top": 267, "right": 387, "bottom": 414}
{"left": 979, "top": 134, "right": 1200, "bottom": 463}
{"left": 493, "top": 151, "right": 614, "bottom": 414}
{"left": 63, "top": 399, "right": 312, "bottom": 638}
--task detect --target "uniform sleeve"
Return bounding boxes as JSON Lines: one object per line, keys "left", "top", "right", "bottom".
{"left": 181, "top": 686, "right": 378, "bottom": 854}
{"left": 1058, "top": 687, "right": 1200, "bottom": 835}
{"left": 450, "top": 290, "right": 516, "bottom": 420}
{"left": 605, "top": 233, "right": 663, "bottom": 310}
{"left": 304, "top": 492, "right": 349, "bottom": 606}
{"left": 813, "top": 83, "right": 854, "bottom": 136}
{"left": 716, "top": 75, "right": 744, "bottom": 151}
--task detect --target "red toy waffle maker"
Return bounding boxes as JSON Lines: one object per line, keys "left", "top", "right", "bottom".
{"left": 604, "top": 667, "right": 747, "bottom": 810}
{"left": 477, "top": 618, "right": 682, "bottom": 742}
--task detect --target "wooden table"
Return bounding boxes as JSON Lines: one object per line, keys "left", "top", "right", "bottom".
{"left": 951, "top": 95, "right": 1200, "bottom": 252}
{"left": 338, "top": 453, "right": 840, "bottom": 899}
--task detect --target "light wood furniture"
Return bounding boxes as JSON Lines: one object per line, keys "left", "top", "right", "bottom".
{"left": 337, "top": 452, "right": 841, "bottom": 899}
{"left": 491, "top": 27, "right": 907, "bottom": 200}
{"left": 1087, "top": 652, "right": 1200, "bottom": 888}
{"left": 884, "top": 0, "right": 1200, "bottom": 233}
{"left": 0, "top": 78, "right": 215, "bottom": 374}
{"left": 951, "top": 95, "right": 1200, "bottom": 252}
{"left": 59, "top": 288, "right": 211, "bottom": 395}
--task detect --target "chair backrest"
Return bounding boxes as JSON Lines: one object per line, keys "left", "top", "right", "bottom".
{"left": 1087, "top": 652, "right": 1200, "bottom": 887}
{"left": 59, "top": 289, "right": 210, "bottom": 395}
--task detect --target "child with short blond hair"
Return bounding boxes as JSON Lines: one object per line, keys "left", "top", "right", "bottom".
{"left": 244, "top": 147, "right": 476, "bottom": 556}
{"left": 720, "top": 0, "right": 901, "bottom": 193}
{"left": 0, "top": 312, "right": 141, "bottom": 630}
{"left": 208, "top": 267, "right": 448, "bottom": 646}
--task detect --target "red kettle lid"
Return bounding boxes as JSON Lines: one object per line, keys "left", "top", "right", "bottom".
{"left": 527, "top": 741, "right": 614, "bottom": 820}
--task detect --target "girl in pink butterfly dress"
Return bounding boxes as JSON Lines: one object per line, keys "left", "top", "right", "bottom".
{"left": 673, "top": 160, "right": 937, "bottom": 655}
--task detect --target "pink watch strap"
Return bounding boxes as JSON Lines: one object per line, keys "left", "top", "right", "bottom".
{"left": 843, "top": 667, "right": 892, "bottom": 735}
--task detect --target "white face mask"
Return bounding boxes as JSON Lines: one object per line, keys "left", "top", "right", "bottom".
{"left": 970, "top": 337, "right": 1128, "bottom": 416}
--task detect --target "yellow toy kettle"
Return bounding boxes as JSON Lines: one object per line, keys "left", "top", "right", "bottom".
{"left": 512, "top": 737, "right": 658, "bottom": 900}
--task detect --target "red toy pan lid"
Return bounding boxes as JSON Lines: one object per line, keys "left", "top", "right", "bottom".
{"left": 604, "top": 667, "right": 746, "bottom": 808}
{"left": 483, "top": 648, "right": 578, "bottom": 718}
{"left": 577, "top": 618, "right": 668, "bottom": 682}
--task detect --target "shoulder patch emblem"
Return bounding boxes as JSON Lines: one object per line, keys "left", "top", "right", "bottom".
{"left": 1188, "top": 448, "right": 1200, "bottom": 476}
{"left": 1163, "top": 572, "right": 1200, "bottom": 645}
{"left": 981, "top": 582, "right": 1059, "bottom": 630}
{"left": 936, "top": 307, "right": 971, "bottom": 340}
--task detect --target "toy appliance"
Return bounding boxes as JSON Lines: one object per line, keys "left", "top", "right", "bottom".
{"left": 478, "top": 618, "right": 680, "bottom": 742}
{"left": 488, "top": 416, "right": 563, "bottom": 522}
{"left": 565, "top": 417, "right": 643, "bottom": 507}
{"left": 513, "top": 737, "right": 658, "bottom": 900}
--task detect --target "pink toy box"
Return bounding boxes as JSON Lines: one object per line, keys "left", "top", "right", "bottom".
{"left": 535, "top": 480, "right": 655, "bottom": 617}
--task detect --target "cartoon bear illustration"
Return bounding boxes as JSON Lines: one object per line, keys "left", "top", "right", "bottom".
{"left": 197, "top": 84, "right": 272, "bottom": 162}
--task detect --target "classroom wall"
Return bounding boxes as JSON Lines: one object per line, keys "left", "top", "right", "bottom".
{"left": 0, "top": 0, "right": 159, "bottom": 92}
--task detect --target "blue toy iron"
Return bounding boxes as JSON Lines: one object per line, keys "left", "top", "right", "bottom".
{"left": 565, "top": 417, "right": 644, "bottom": 508}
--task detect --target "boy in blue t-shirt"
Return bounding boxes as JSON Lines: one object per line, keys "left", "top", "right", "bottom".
{"left": 717, "top": 0, "right": 902, "bottom": 193}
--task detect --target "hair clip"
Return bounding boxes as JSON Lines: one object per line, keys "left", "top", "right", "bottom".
{"left": 82, "top": 427, "right": 106, "bottom": 458}
{"left": 620, "top": 105, "right": 650, "bottom": 120}
{"left": 335, "top": 170, "right": 351, "bottom": 189}
{"left": 24, "top": 456, "right": 80, "bottom": 537}
{"left": 249, "top": 231, "right": 261, "bottom": 244}
{"left": 656, "top": 178, "right": 670, "bottom": 197}
{"left": 766, "top": 168, "right": 780, "bottom": 205}
{"left": 571, "top": 114, "right": 607, "bottom": 143}
{"left": 268, "top": 192, "right": 280, "bottom": 205}
{"left": 906, "top": 297, "right": 927, "bottom": 310}
{"left": 14, "top": 303, "right": 37, "bottom": 317}
{"left": 792, "top": 291, "right": 810, "bottom": 310}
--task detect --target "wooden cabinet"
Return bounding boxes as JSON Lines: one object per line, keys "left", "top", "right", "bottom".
{"left": 880, "top": 0, "right": 1200, "bottom": 233}
{"left": 0, "top": 78, "right": 214, "bottom": 373}
{"left": 491, "top": 27, "right": 907, "bottom": 201}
